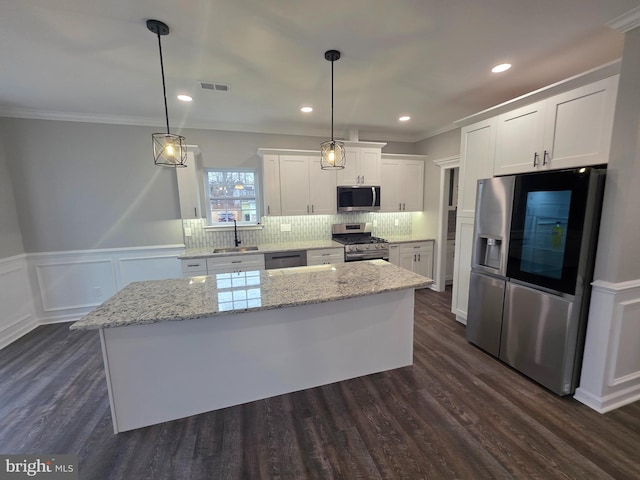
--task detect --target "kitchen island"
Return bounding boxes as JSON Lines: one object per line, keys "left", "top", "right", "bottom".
{"left": 71, "top": 260, "right": 431, "bottom": 433}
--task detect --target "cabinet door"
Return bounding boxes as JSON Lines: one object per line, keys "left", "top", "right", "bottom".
{"left": 415, "top": 249, "right": 433, "bottom": 279}
{"left": 309, "top": 157, "right": 337, "bottom": 214}
{"left": 262, "top": 155, "right": 282, "bottom": 216}
{"left": 458, "top": 118, "right": 497, "bottom": 217}
{"left": 336, "top": 149, "right": 359, "bottom": 185}
{"left": 399, "top": 252, "right": 415, "bottom": 272}
{"left": 176, "top": 150, "right": 203, "bottom": 219}
{"left": 543, "top": 75, "right": 618, "bottom": 170}
{"left": 380, "top": 159, "right": 401, "bottom": 212}
{"left": 279, "top": 155, "right": 311, "bottom": 215}
{"left": 359, "top": 148, "right": 381, "bottom": 185}
{"left": 494, "top": 101, "right": 546, "bottom": 176}
{"left": 402, "top": 160, "right": 424, "bottom": 211}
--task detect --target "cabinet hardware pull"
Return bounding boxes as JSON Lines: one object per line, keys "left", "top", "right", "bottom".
{"left": 399, "top": 203, "right": 402, "bottom": 211}
{"left": 231, "top": 260, "right": 242, "bottom": 264}
{"left": 533, "top": 152, "right": 539, "bottom": 167}
{"left": 414, "top": 254, "right": 417, "bottom": 262}
{"left": 543, "top": 150, "right": 549, "bottom": 166}
{"left": 418, "top": 254, "right": 421, "bottom": 261}
{"left": 403, "top": 203, "right": 406, "bottom": 211}
{"left": 194, "top": 207, "right": 197, "bottom": 217}
{"left": 267, "top": 205, "right": 270, "bottom": 215}
{"left": 362, "top": 175, "right": 365, "bottom": 184}
{"left": 307, "top": 205, "right": 310, "bottom": 213}
{"left": 187, "top": 264, "right": 199, "bottom": 267}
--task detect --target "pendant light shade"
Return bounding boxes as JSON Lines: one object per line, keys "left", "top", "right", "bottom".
{"left": 147, "top": 19, "right": 187, "bottom": 167}
{"left": 320, "top": 50, "right": 346, "bottom": 170}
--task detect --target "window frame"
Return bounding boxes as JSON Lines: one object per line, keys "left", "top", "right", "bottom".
{"left": 203, "top": 167, "right": 261, "bottom": 227}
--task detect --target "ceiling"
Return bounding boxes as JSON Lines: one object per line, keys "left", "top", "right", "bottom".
{"left": 1, "top": 0, "right": 638, "bottom": 142}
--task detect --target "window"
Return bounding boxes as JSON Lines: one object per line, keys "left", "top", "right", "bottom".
{"left": 204, "top": 168, "right": 260, "bottom": 226}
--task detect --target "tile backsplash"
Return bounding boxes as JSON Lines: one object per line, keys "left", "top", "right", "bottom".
{"left": 182, "top": 213, "right": 412, "bottom": 249}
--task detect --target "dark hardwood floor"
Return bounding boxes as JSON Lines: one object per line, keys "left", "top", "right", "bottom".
{"left": 1, "top": 288, "right": 639, "bottom": 479}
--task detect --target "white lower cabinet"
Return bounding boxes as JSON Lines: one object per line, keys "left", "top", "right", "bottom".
{"left": 181, "top": 259, "right": 207, "bottom": 277}
{"left": 306, "top": 248, "right": 344, "bottom": 266}
{"left": 390, "top": 241, "right": 433, "bottom": 282}
{"left": 206, "top": 254, "right": 265, "bottom": 275}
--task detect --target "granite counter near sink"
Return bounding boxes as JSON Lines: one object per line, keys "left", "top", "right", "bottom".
{"left": 179, "top": 239, "right": 342, "bottom": 259}
{"left": 71, "top": 260, "right": 431, "bottom": 433}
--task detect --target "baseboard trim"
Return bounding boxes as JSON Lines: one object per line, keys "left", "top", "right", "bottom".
{"left": 575, "top": 383, "right": 640, "bottom": 413}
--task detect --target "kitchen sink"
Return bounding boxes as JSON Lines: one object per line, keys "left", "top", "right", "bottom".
{"left": 213, "top": 246, "right": 259, "bottom": 253}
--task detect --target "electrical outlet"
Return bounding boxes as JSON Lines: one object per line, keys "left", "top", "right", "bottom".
{"left": 394, "top": 219, "right": 399, "bottom": 226}
{"left": 280, "top": 223, "right": 291, "bottom": 232}
{"left": 184, "top": 227, "right": 192, "bottom": 237}
{"left": 373, "top": 220, "right": 378, "bottom": 228}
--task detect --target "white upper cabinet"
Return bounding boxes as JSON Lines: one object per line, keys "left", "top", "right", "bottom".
{"left": 458, "top": 118, "right": 497, "bottom": 217}
{"left": 494, "top": 75, "right": 619, "bottom": 175}
{"left": 262, "top": 154, "right": 282, "bottom": 216}
{"left": 280, "top": 155, "right": 336, "bottom": 215}
{"left": 176, "top": 147, "right": 203, "bottom": 219}
{"left": 380, "top": 156, "right": 425, "bottom": 212}
{"left": 336, "top": 147, "right": 382, "bottom": 185}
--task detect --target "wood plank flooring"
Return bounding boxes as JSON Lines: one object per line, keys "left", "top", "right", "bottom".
{"left": 1, "top": 287, "right": 639, "bottom": 479}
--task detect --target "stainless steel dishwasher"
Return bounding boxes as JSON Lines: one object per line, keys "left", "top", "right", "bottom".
{"left": 264, "top": 251, "right": 307, "bottom": 269}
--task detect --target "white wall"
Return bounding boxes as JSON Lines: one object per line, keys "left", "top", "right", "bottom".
{"left": 412, "top": 128, "right": 461, "bottom": 238}
{"left": 1, "top": 118, "right": 184, "bottom": 253}
{"left": 0, "top": 129, "right": 25, "bottom": 258}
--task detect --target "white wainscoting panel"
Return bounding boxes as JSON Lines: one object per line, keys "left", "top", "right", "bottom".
{"left": 27, "top": 245, "right": 185, "bottom": 326}
{"left": 0, "top": 255, "right": 37, "bottom": 350}
{"left": 35, "top": 259, "right": 117, "bottom": 312}
{"left": 574, "top": 279, "right": 640, "bottom": 413}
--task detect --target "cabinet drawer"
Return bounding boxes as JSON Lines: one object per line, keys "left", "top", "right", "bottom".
{"left": 399, "top": 241, "right": 433, "bottom": 254}
{"left": 181, "top": 259, "right": 208, "bottom": 276}
{"left": 206, "top": 254, "right": 265, "bottom": 273}
{"left": 306, "top": 248, "right": 344, "bottom": 265}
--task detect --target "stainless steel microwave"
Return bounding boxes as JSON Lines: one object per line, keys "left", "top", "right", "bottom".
{"left": 337, "top": 185, "right": 381, "bottom": 212}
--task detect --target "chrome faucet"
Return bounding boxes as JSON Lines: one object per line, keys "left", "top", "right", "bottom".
{"left": 233, "top": 219, "right": 241, "bottom": 247}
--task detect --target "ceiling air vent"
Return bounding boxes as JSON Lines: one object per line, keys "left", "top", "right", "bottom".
{"left": 200, "top": 81, "right": 230, "bottom": 92}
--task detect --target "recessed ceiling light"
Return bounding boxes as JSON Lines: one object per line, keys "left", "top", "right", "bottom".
{"left": 399, "top": 116, "right": 411, "bottom": 122}
{"left": 177, "top": 94, "right": 193, "bottom": 102}
{"left": 491, "top": 63, "right": 512, "bottom": 73}
{"left": 300, "top": 106, "right": 313, "bottom": 113}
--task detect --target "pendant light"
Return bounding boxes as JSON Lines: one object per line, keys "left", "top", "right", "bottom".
{"left": 147, "top": 19, "right": 187, "bottom": 167}
{"left": 320, "top": 50, "right": 346, "bottom": 170}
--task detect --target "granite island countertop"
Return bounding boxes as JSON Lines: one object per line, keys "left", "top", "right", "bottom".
{"left": 70, "top": 260, "right": 432, "bottom": 331}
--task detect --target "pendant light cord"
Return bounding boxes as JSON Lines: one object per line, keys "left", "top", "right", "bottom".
{"left": 156, "top": 32, "right": 171, "bottom": 134}
{"left": 330, "top": 58, "right": 334, "bottom": 143}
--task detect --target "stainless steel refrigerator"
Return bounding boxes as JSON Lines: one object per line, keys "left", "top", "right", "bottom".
{"left": 466, "top": 167, "right": 606, "bottom": 395}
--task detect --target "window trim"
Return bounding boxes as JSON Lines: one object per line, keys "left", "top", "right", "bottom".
{"left": 203, "top": 167, "right": 261, "bottom": 227}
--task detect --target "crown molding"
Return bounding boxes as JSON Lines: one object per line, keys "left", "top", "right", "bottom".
{"left": 608, "top": 6, "right": 640, "bottom": 32}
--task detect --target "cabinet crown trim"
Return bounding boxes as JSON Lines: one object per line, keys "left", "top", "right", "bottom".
{"left": 454, "top": 63, "right": 621, "bottom": 128}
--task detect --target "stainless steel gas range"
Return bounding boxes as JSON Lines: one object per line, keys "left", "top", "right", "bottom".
{"left": 331, "top": 223, "right": 389, "bottom": 262}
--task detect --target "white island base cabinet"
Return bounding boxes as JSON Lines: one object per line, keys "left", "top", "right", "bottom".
{"left": 99, "top": 289, "right": 414, "bottom": 433}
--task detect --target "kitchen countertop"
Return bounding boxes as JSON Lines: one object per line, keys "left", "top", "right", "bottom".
{"left": 179, "top": 239, "right": 343, "bottom": 259}
{"left": 70, "top": 260, "right": 432, "bottom": 330}
{"left": 385, "top": 235, "right": 436, "bottom": 244}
